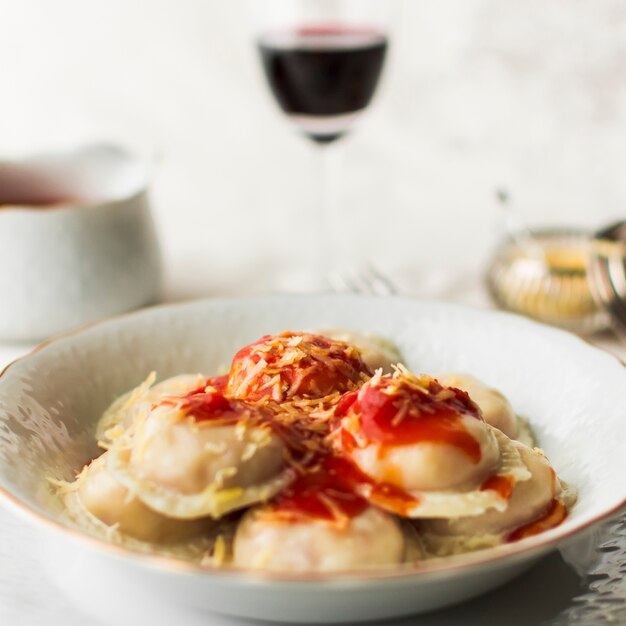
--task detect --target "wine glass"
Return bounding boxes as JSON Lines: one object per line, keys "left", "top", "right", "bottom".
{"left": 252, "top": 0, "right": 391, "bottom": 290}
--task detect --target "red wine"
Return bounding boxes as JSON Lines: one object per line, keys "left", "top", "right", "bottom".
{"left": 0, "top": 173, "right": 84, "bottom": 208}
{"left": 0, "top": 193, "right": 84, "bottom": 209}
{"left": 258, "top": 25, "right": 388, "bottom": 143}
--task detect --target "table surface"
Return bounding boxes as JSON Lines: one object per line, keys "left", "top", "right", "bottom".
{"left": 1, "top": 274, "right": 625, "bottom": 626}
{"left": 3, "top": 2, "right": 626, "bottom": 622}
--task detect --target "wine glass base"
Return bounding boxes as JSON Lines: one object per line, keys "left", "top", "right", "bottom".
{"left": 289, "top": 111, "right": 359, "bottom": 143}
{"left": 308, "top": 131, "right": 345, "bottom": 144}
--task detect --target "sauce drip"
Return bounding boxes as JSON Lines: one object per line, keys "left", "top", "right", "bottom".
{"left": 206, "top": 375, "right": 228, "bottom": 393}
{"left": 160, "top": 380, "right": 251, "bottom": 424}
{"left": 338, "top": 372, "right": 483, "bottom": 462}
{"left": 480, "top": 474, "right": 515, "bottom": 500}
{"left": 272, "top": 455, "right": 420, "bottom": 521}
{"left": 183, "top": 391, "right": 233, "bottom": 422}
{"left": 182, "top": 375, "right": 228, "bottom": 397}
{"left": 362, "top": 477, "right": 421, "bottom": 517}
{"left": 507, "top": 499, "right": 567, "bottom": 542}
{"left": 272, "top": 456, "right": 369, "bottom": 522}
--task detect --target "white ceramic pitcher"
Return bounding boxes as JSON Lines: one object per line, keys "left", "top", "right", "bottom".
{"left": 0, "top": 144, "right": 162, "bottom": 341}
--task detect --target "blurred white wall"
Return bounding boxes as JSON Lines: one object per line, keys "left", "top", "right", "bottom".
{"left": 2, "top": 0, "right": 626, "bottom": 297}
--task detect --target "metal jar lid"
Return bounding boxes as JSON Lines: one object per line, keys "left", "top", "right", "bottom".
{"left": 588, "top": 221, "right": 626, "bottom": 335}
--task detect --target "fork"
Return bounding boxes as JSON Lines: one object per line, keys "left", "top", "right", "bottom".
{"left": 328, "top": 263, "right": 398, "bottom": 296}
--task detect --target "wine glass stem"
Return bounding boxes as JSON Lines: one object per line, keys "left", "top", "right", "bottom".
{"left": 317, "top": 142, "right": 342, "bottom": 289}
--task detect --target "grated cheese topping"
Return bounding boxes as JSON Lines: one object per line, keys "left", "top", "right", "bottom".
{"left": 54, "top": 330, "right": 574, "bottom": 567}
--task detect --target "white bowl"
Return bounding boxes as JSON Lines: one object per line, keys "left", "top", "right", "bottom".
{"left": 0, "top": 144, "right": 161, "bottom": 341}
{"left": 0, "top": 295, "right": 624, "bottom": 623}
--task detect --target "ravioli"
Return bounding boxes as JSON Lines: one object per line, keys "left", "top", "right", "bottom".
{"left": 366, "top": 429, "right": 531, "bottom": 519}
{"left": 96, "top": 373, "right": 210, "bottom": 444}
{"left": 438, "top": 373, "right": 518, "bottom": 439}
{"left": 418, "top": 442, "right": 566, "bottom": 555}
{"left": 233, "top": 505, "right": 406, "bottom": 572}
{"left": 107, "top": 389, "right": 292, "bottom": 519}
{"left": 65, "top": 452, "right": 210, "bottom": 543}
{"left": 337, "top": 368, "right": 531, "bottom": 517}
{"left": 226, "top": 331, "right": 372, "bottom": 402}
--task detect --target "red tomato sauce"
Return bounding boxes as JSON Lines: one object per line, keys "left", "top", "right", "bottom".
{"left": 480, "top": 474, "right": 515, "bottom": 500}
{"left": 226, "top": 331, "right": 372, "bottom": 401}
{"left": 272, "top": 456, "right": 369, "bottom": 521}
{"left": 338, "top": 375, "right": 483, "bottom": 462}
{"left": 507, "top": 499, "right": 567, "bottom": 542}
{"left": 272, "top": 455, "right": 420, "bottom": 521}
{"left": 160, "top": 384, "right": 252, "bottom": 424}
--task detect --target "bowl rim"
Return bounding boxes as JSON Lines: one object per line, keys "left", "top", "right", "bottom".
{"left": 1, "top": 294, "right": 625, "bottom": 584}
